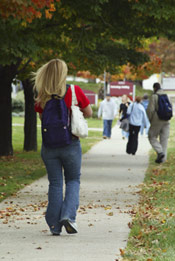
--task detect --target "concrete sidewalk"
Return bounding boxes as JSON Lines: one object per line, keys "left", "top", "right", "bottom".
{"left": 0, "top": 125, "right": 151, "bottom": 261}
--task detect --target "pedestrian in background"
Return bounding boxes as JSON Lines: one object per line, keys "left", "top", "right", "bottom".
{"left": 140, "top": 93, "right": 150, "bottom": 136}
{"left": 119, "top": 94, "right": 130, "bottom": 139}
{"left": 34, "top": 58, "right": 92, "bottom": 235}
{"left": 126, "top": 96, "right": 149, "bottom": 155}
{"left": 98, "top": 94, "right": 117, "bottom": 139}
{"left": 147, "top": 82, "right": 170, "bottom": 163}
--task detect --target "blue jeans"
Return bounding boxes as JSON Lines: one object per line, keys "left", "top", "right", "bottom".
{"left": 122, "top": 129, "right": 129, "bottom": 138}
{"left": 103, "top": 120, "right": 113, "bottom": 138}
{"left": 41, "top": 139, "right": 82, "bottom": 234}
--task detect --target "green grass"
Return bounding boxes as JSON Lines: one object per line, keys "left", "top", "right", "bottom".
{"left": 87, "top": 118, "right": 117, "bottom": 128}
{"left": 122, "top": 118, "right": 175, "bottom": 261}
{"left": 0, "top": 117, "right": 103, "bottom": 202}
{"left": 67, "top": 81, "right": 101, "bottom": 94}
{"left": 12, "top": 116, "right": 25, "bottom": 125}
{"left": 135, "top": 84, "right": 153, "bottom": 98}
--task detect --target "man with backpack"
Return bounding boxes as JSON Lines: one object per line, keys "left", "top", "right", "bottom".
{"left": 147, "top": 82, "right": 173, "bottom": 164}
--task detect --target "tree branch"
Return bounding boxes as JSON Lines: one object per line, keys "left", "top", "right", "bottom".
{"left": 17, "top": 58, "right": 32, "bottom": 74}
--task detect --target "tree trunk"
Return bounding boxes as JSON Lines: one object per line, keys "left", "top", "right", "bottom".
{"left": 23, "top": 79, "right": 37, "bottom": 151}
{"left": 0, "top": 65, "right": 18, "bottom": 156}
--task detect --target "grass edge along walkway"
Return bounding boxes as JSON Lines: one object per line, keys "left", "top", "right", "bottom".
{"left": 121, "top": 118, "right": 175, "bottom": 261}
{"left": 0, "top": 118, "right": 105, "bottom": 203}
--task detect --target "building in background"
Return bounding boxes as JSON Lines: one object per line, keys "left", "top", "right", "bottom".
{"left": 82, "top": 90, "right": 98, "bottom": 106}
{"left": 142, "top": 74, "right": 161, "bottom": 90}
{"left": 162, "top": 77, "right": 175, "bottom": 112}
{"left": 109, "top": 81, "right": 135, "bottom": 101}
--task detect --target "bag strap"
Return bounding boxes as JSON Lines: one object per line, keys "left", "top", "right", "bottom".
{"left": 70, "top": 84, "right": 78, "bottom": 106}
{"left": 131, "top": 103, "right": 134, "bottom": 113}
{"left": 129, "top": 102, "right": 134, "bottom": 117}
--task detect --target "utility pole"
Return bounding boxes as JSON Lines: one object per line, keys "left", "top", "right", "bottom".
{"left": 104, "top": 70, "right": 106, "bottom": 98}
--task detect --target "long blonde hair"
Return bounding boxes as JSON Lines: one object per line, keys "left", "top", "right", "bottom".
{"left": 33, "top": 59, "right": 68, "bottom": 109}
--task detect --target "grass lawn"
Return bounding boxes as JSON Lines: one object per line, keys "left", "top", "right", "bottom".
{"left": 122, "top": 118, "right": 175, "bottom": 261}
{"left": 12, "top": 115, "right": 117, "bottom": 129}
{"left": 0, "top": 117, "right": 105, "bottom": 202}
{"left": 66, "top": 81, "right": 101, "bottom": 94}
{"left": 135, "top": 85, "right": 153, "bottom": 98}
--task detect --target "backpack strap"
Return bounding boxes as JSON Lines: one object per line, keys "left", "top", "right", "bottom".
{"left": 155, "top": 93, "right": 162, "bottom": 112}
{"left": 70, "top": 84, "right": 78, "bottom": 106}
{"left": 51, "top": 94, "right": 60, "bottom": 99}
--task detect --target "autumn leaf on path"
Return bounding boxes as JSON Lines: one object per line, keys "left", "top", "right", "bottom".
{"left": 119, "top": 248, "right": 125, "bottom": 256}
{"left": 36, "top": 247, "right": 42, "bottom": 250}
{"left": 107, "top": 212, "right": 113, "bottom": 216}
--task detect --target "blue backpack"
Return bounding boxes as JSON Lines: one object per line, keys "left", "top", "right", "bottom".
{"left": 157, "top": 94, "right": 173, "bottom": 121}
{"left": 41, "top": 94, "right": 72, "bottom": 148}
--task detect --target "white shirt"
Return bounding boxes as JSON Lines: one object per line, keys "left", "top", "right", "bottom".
{"left": 98, "top": 98, "right": 117, "bottom": 120}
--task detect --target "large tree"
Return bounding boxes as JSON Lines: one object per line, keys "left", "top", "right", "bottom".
{"left": 2, "top": 0, "right": 175, "bottom": 156}
{"left": 147, "top": 38, "right": 175, "bottom": 74}
{"left": 0, "top": 0, "right": 58, "bottom": 155}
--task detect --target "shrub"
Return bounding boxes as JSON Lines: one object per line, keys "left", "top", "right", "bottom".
{"left": 12, "top": 99, "right": 24, "bottom": 112}
{"left": 91, "top": 105, "right": 99, "bottom": 118}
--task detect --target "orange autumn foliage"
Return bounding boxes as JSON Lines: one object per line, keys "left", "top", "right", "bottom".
{"left": 111, "top": 55, "right": 162, "bottom": 81}
{"left": 0, "top": 0, "right": 59, "bottom": 22}
{"left": 76, "top": 71, "right": 97, "bottom": 80}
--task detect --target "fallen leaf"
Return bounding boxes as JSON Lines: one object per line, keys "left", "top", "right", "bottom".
{"left": 128, "top": 222, "right": 132, "bottom": 228}
{"left": 107, "top": 212, "right": 113, "bottom": 216}
{"left": 120, "top": 248, "right": 125, "bottom": 256}
{"left": 104, "top": 206, "right": 112, "bottom": 210}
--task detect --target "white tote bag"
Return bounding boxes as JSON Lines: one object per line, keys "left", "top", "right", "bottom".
{"left": 70, "top": 85, "right": 88, "bottom": 138}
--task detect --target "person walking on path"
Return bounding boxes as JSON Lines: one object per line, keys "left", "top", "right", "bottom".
{"left": 34, "top": 58, "right": 92, "bottom": 235}
{"left": 147, "top": 82, "right": 170, "bottom": 163}
{"left": 140, "top": 93, "right": 150, "bottom": 136}
{"left": 98, "top": 94, "right": 117, "bottom": 139}
{"left": 126, "top": 96, "right": 149, "bottom": 155}
{"left": 119, "top": 94, "right": 130, "bottom": 139}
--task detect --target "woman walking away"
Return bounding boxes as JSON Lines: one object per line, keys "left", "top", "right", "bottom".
{"left": 33, "top": 59, "right": 92, "bottom": 235}
{"left": 126, "top": 96, "right": 149, "bottom": 155}
{"left": 119, "top": 94, "right": 130, "bottom": 139}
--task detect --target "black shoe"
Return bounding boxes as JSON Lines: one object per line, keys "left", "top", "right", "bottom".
{"left": 52, "top": 232, "right": 60, "bottom": 236}
{"left": 155, "top": 153, "right": 165, "bottom": 163}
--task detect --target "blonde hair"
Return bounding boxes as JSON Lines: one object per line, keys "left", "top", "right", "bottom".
{"left": 122, "top": 94, "right": 128, "bottom": 103}
{"left": 33, "top": 59, "right": 68, "bottom": 109}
